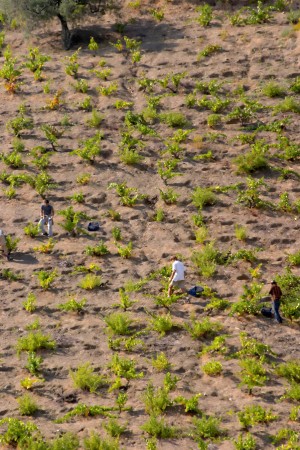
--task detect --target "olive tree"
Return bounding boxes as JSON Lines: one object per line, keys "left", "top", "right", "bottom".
{"left": 0, "top": 0, "right": 119, "bottom": 49}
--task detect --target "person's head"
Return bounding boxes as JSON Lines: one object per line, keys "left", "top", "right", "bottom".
{"left": 271, "top": 280, "right": 277, "bottom": 285}
{"left": 171, "top": 255, "right": 178, "bottom": 262}
{"left": 44, "top": 199, "right": 49, "bottom": 205}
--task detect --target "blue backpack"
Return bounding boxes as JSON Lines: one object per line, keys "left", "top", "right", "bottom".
{"left": 188, "top": 286, "right": 204, "bottom": 297}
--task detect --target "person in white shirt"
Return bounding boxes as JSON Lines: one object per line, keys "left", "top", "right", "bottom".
{"left": 168, "top": 256, "right": 186, "bottom": 297}
{"left": 0, "top": 229, "right": 10, "bottom": 260}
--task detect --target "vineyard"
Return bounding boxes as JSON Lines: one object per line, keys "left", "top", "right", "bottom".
{"left": 0, "top": 1, "right": 299, "bottom": 449}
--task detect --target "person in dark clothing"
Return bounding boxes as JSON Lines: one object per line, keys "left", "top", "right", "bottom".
{"left": 39, "top": 199, "right": 54, "bottom": 236}
{"left": 269, "top": 280, "right": 283, "bottom": 323}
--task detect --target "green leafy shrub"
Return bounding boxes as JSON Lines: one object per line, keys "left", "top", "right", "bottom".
{"left": 262, "top": 81, "right": 286, "bottom": 97}
{"left": 151, "top": 352, "right": 171, "bottom": 372}
{"left": 70, "top": 362, "right": 106, "bottom": 393}
{"left": 78, "top": 274, "right": 102, "bottom": 290}
{"left": 185, "top": 317, "right": 222, "bottom": 340}
{"left": 287, "top": 251, "right": 300, "bottom": 266}
{"left": 276, "top": 360, "right": 300, "bottom": 384}
{"left": 174, "top": 393, "right": 202, "bottom": 414}
{"left": 238, "top": 358, "right": 267, "bottom": 394}
{"left": 56, "top": 404, "right": 116, "bottom": 424}
{"left": 143, "top": 382, "right": 172, "bottom": 415}
{"left": 159, "top": 111, "right": 188, "bottom": 128}
{"left": 234, "top": 140, "right": 269, "bottom": 174}
{"left": 16, "top": 331, "right": 56, "bottom": 356}
{"left": 35, "top": 269, "right": 57, "bottom": 290}
{"left": 233, "top": 433, "right": 257, "bottom": 450}
{"left": 159, "top": 187, "right": 179, "bottom": 205}
{"left": 192, "top": 187, "right": 216, "bottom": 210}
{"left": 85, "top": 240, "right": 109, "bottom": 256}
{"left": 0, "top": 418, "right": 39, "bottom": 447}
{"left": 235, "top": 332, "right": 274, "bottom": 361}
{"left": 23, "top": 292, "right": 37, "bottom": 313}
{"left": 230, "top": 283, "right": 263, "bottom": 316}
{"left": 141, "top": 415, "right": 177, "bottom": 438}
{"left": 105, "top": 312, "right": 133, "bottom": 336}
{"left": 235, "top": 224, "right": 248, "bottom": 241}
{"left": 149, "top": 312, "right": 176, "bottom": 336}
{"left": 200, "top": 335, "right": 228, "bottom": 356}
{"left": 103, "top": 418, "right": 126, "bottom": 438}
{"left": 17, "top": 394, "right": 39, "bottom": 416}
{"left": 25, "top": 352, "right": 43, "bottom": 376}
{"left": 84, "top": 432, "right": 120, "bottom": 450}
{"left": 24, "top": 222, "right": 39, "bottom": 238}
{"left": 238, "top": 404, "right": 277, "bottom": 429}
{"left": 198, "top": 44, "right": 222, "bottom": 60}
{"left": 58, "top": 297, "right": 86, "bottom": 313}
{"left": 192, "top": 415, "right": 223, "bottom": 440}
{"left": 201, "top": 360, "right": 223, "bottom": 376}
{"left": 116, "top": 241, "right": 133, "bottom": 258}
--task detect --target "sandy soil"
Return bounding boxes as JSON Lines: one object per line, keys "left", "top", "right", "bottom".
{"left": 0, "top": 1, "right": 299, "bottom": 448}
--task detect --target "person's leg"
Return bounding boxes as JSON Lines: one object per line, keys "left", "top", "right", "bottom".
{"left": 48, "top": 217, "right": 53, "bottom": 237}
{"left": 168, "top": 282, "right": 174, "bottom": 297}
{"left": 0, "top": 235, "right": 8, "bottom": 257}
{"left": 38, "top": 218, "right": 46, "bottom": 234}
{"left": 273, "top": 300, "right": 283, "bottom": 323}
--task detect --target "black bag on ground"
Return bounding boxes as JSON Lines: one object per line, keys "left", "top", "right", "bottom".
{"left": 261, "top": 307, "right": 273, "bottom": 318}
{"left": 88, "top": 222, "right": 100, "bottom": 231}
{"left": 188, "top": 286, "right": 204, "bottom": 298}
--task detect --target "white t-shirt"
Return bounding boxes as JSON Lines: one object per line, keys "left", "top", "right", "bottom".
{"left": 172, "top": 260, "right": 185, "bottom": 281}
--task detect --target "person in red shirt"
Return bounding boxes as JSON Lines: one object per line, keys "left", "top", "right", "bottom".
{"left": 269, "top": 280, "right": 283, "bottom": 324}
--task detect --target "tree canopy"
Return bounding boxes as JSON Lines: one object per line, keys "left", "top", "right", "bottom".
{"left": 0, "top": 0, "right": 119, "bottom": 49}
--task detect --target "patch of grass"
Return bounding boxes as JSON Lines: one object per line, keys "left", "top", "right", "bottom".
{"left": 235, "top": 224, "right": 248, "bottom": 241}
{"left": 159, "top": 111, "right": 189, "bottom": 128}
{"left": 230, "top": 283, "right": 263, "bottom": 316}
{"left": 159, "top": 188, "right": 179, "bottom": 205}
{"left": 233, "top": 433, "right": 257, "bottom": 450}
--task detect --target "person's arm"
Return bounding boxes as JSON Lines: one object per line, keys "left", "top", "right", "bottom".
{"left": 40, "top": 207, "right": 44, "bottom": 218}
{"left": 51, "top": 206, "right": 54, "bottom": 217}
{"left": 169, "top": 269, "right": 176, "bottom": 283}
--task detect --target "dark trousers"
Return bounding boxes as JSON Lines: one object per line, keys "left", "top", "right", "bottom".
{"left": 273, "top": 300, "right": 283, "bottom": 323}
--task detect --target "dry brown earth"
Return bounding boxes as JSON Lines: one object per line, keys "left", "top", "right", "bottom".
{"left": 0, "top": 1, "right": 299, "bottom": 449}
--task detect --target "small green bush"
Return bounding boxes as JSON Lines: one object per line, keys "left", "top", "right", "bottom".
{"left": 233, "top": 433, "right": 257, "bottom": 450}
{"left": 17, "top": 394, "right": 38, "bottom": 416}
{"left": 185, "top": 317, "right": 222, "bottom": 340}
{"left": 159, "top": 111, "right": 188, "bottom": 128}
{"left": 58, "top": 297, "right": 86, "bottom": 313}
{"left": 78, "top": 274, "right": 102, "bottom": 290}
{"left": 85, "top": 240, "right": 109, "bottom": 256}
{"left": 238, "top": 358, "right": 267, "bottom": 394}
{"left": 151, "top": 352, "right": 171, "bottom": 372}
{"left": 262, "top": 81, "right": 286, "bottom": 97}
{"left": 141, "top": 415, "right": 177, "bottom": 438}
{"left": 16, "top": 331, "right": 56, "bottom": 356}
{"left": 70, "top": 363, "right": 106, "bottom": 393}
{"left": 201, "top": 360, "right": 223, "bottom": 376}
{"left": 192, "top": 415, "right": 223, "bottom": 440}
{"left": 23, "top": 292, "right": 37, "bottom": 313}
{"left": 105, "top": 312, "right": 133, "bottom": 336}
{"left": 238, "top": 404, "right": 277, "bottom": 429}
{"left": 192, "top": 186, "right": 216, "bottom": 210}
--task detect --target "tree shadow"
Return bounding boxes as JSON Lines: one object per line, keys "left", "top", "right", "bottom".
{"left": 10, "top": 253, "right": 39, "bottom": 265}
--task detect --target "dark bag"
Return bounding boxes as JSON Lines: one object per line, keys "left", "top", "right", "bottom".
{"left": 88, "top": 222, "right": 100, "bottom": 232}
{"left": 188, "top": 286, "right": 204, "bottom": 298}
{"left": 261, "top": 307, "right": 273, "bottom": 318}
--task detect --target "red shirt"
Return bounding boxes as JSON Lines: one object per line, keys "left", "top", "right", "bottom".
{"left": 269, "top": 285, "right": 282, "bottom": 300}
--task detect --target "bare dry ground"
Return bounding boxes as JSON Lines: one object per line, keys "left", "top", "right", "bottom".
{"left": 0, "top": 1, "right": 299, "bottom": 449}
